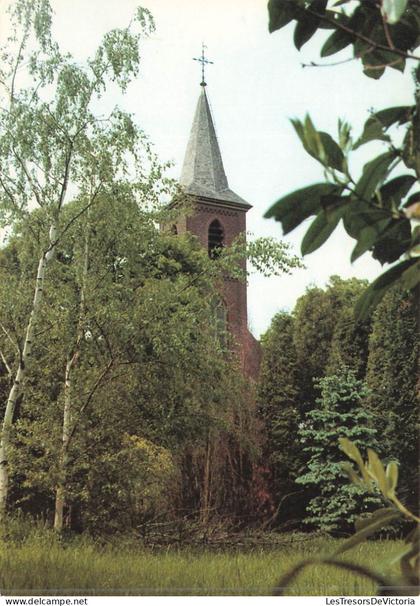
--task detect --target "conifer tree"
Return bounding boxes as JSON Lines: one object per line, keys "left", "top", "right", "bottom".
{"left": 366, "top": 286, "right": 419, "bottom": 513}
{"left": 296, "top": 369, "right": 381, "bottom": 533}
{"left": 293, "top": 276, "right": 369, "bottom": 406}
{"left": 257, "top": 312, "right": 303, "bottom": 524}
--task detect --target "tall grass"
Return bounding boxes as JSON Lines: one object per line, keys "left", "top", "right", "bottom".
{"left": 0, "top": 520, "right": 403, "bottom": 595}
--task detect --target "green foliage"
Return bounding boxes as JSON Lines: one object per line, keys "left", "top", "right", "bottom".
{"left": 268, "top": 0, "right": 419, "bottom": 76}
{"left": 366, "top": 286, "right": 420, "bottom": 513}
{"left": 257, "top": 312, "right": 303, "bottom": 523}
{"left": 265, "top": 0, "right": 420, "bottom": 318}
{"left": 293, "top": 276, "right": 369, "bottom": 406}
{"left": 296, "top": 369, "right": 382, "bottom": 532}
{"left": 326, "top": 304, "right": 371, "bottom": 379}
{"left": 337, "top": 439, "right": 419, "bottom": 589}
{"left": 257, "top": 277, "right": 372, "bottom": 528}
{"left": 0, "top": 0, "right": 300, "bottom": 530}
{"left": 0, "top": 191, "right": 266, "bottom": 532}
{"left": 276, "top": 439, "right": 419, "bottom": 596}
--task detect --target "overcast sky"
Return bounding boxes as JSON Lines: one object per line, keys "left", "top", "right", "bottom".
{"left": 0, "top": 0, "right": 415, "bottom": 336}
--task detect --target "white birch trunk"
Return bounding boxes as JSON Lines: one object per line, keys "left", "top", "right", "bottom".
{"left": 201, "top": 438, "right": 212, "bottom": 527}
{"left": 54, "top": 356, "right": 73, "bottom": 531}
{"left": 54, "top": 217, "right": 89, "bottom": 532}
{"left": 0, "top": 226, "right": 57, "bottom": 522}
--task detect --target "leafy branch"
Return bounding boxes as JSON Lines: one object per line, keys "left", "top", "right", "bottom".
{"left": 273, "top": 439, "right": 420, "bottom": 596}
{"left": 265, "top": 1, "right": 420, "bottom": 319}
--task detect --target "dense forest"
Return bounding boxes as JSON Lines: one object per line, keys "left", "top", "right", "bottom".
{"left": 0, "top": 197, "right": 265, "bottom": 535}
{"left": 1, "top": 213, "right": 418, "bottom": 537}
{"left": 258, "top": 277, "right": 419, "bottom": 533}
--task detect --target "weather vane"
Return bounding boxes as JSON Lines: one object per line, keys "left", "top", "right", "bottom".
{"left": 193, "top": 43, "right": 213, "bottom": 87}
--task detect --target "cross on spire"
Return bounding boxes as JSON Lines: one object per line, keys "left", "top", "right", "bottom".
{"left": 193, "top": 43, "right": 213, "bottom": 87}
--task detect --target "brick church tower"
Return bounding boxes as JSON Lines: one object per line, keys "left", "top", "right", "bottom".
{"left": 173, "top": 79, "right": 261, "bottom": 379}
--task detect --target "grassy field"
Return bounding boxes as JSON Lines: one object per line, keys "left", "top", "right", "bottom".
{"left": 0, "top": 528, "right": 405, "bottom": 596}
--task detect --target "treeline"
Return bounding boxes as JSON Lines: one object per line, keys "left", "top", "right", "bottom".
{"left": 257, "top": 277, "right": 419, "bottom": 532}
{"left": 0, "top": 198, "right": 265, "bottom": 535}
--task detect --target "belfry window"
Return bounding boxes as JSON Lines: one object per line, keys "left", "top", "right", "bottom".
{"left": 208, "top": 219, "right": 224, "bottom": 258}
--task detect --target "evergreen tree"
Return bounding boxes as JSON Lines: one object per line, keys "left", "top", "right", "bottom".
{"left": 296, "top": 369, "right": 382, "bottom": 533}
{"left": 293, "top": 276, "right": 369, "bottom": 407}
{"left": 326, "top": 308, "right": 371, "bottom": 379}
{"left": 366, "top": 286, "right": 419, "bottom": 513}
{"left": 257, "top": 312, "right": 304, "bottom": 524}
{"left": 292, "top": 286, "right": 333, "bottom": 410}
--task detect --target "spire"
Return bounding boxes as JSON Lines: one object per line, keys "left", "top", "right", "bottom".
{"left": 180, "top": 87, "right": 251, "bottom": 208}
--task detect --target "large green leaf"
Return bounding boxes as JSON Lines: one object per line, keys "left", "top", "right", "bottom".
{"left": 354, "top": 107, "right": 412, "bottom": 149}
{"left": 343, "top": 200, "right": 390, "bottom": 240}
{"left": 367, "top": 449, "right": 388, "bottom": 495}
{"left": 355, "top": 151, "right": 396, "bottom": 200}
{"left": 353, "top": 120, "right": 390, "bottom": 149}
{"left": 362, "top": 61, "right": 385, "bottom": 80}
{"left": 293, "top": 0, "right": 327, "bottom": 50}
{"left": 380, "top": 174, "right": 416, "bottom": 208}
{"left": 319, "top": 132, "right": 345, "bottom": 171}
{"left": 386, "top": 462, "right": 399, "bottom": 495}
{"left": 344, "top": 197, "right": 410, "bottom": 264}
{"left": 399, "top": 258, "right": 420, "bottom": 290}
{"left": 338, "top": 438, "right": 366, "bottom": 476}
{"left": 334, "top": 508, "right": 400, "bottom": 556}
{"left": 350, "top": 218, "right": 393, "bottom": 263}
{"left": 391, "top": 20, "right": 419, "bottom": 54}
{"left": 268, "top": 0, "right": 298, "bottom": 33}
{"left": 301, "top": 114, "right": 324, "bottom": 158}
{"left": 301, "top": 204, "right": 346, "bottom": 255}
{"left": 321, "top": 28, "right": 353, "bottom": 57}
{"left": 372, "top": 218, "right": 412, "bottom": 264}
{"left": 374, "top": 106, "right": 413, "bottom": 129}
{"left": 265, "top": 182, "right": 340, "bottom": 234}
{"left": 292, "top": 117, "right": 344, "bottom": 171}
{"left": 382, "top": 0, "right": 408, "bottom": 25}
{"left": 355, "top": 258, "right": 418, "bottom": 320}
{"left": 354, "top": 507, "right": 397, "bottom": 533}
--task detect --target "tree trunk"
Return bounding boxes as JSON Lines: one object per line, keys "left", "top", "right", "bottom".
{"left": 0, "top": 229, "right": 56, "bottom": 522}
{"left": 201, "top": 438, "right": 212, "bottom": 527}
{"left": 54, "top": 356, "right": 73, "bottom": 532}
{"left": 54, "top": 217, "right": 89, "bottom": 532}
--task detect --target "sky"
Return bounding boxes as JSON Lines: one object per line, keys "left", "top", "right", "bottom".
{"left": 0, "top": 0, "right": 415, "bottom": 336}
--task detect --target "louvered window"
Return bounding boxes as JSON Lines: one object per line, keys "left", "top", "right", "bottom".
{"left": 208, "top": 219, "right": 224, "bottom": 258}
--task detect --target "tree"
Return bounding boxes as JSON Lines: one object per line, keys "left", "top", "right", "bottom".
{"left": 257, "top": 312, "right": 303, "bottom": 525}
{"left": 265, "top": 0, "right": 420, "bottom": 318}
{"left": 296, "top": 369, "right": 382, "bottom": 533}
{"left": 293, "top": 285, "right": 335, "bottom": 408}
{"left": 0, "top": 197, "right": 248, "bottom": 531}
{"left": 326, "top": 306, "right": 371, "bottom": 379}
{"left": 256, "top": 277, "right": 370, "bottom": 527}
{"left": 0, "top": 186, "right": 298, "bottom": 532}
{"left": 0, "top": 0, "right": 160, "bottom": 522}
{"left": 293, "top": 276, "right": 369, "bottom": 406}
{"left": 366, "top": 285, "right": 419, "bottom": 513}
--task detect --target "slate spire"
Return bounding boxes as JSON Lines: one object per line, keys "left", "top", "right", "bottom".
{"left": 180, "top": 87, "right": 251, "bottom": 208}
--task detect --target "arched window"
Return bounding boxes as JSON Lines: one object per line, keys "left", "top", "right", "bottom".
{"left": 208, "top": 219, "right": 224, "bottom": 258}
{"left": 170, "top": 224, "right": 178, "bottom": 235}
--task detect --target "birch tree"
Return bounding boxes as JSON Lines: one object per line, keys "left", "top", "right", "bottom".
{"left": 0, "top": 0, "right": 157, "bottom": 521}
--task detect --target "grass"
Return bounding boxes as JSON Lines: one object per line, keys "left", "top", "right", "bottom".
{"left": 0, "top": 527, "right": 405, "bottom": 596}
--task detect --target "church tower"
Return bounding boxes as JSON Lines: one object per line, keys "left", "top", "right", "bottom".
{"left": 172, "top": 56, "right": 261, "bottom": 378}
